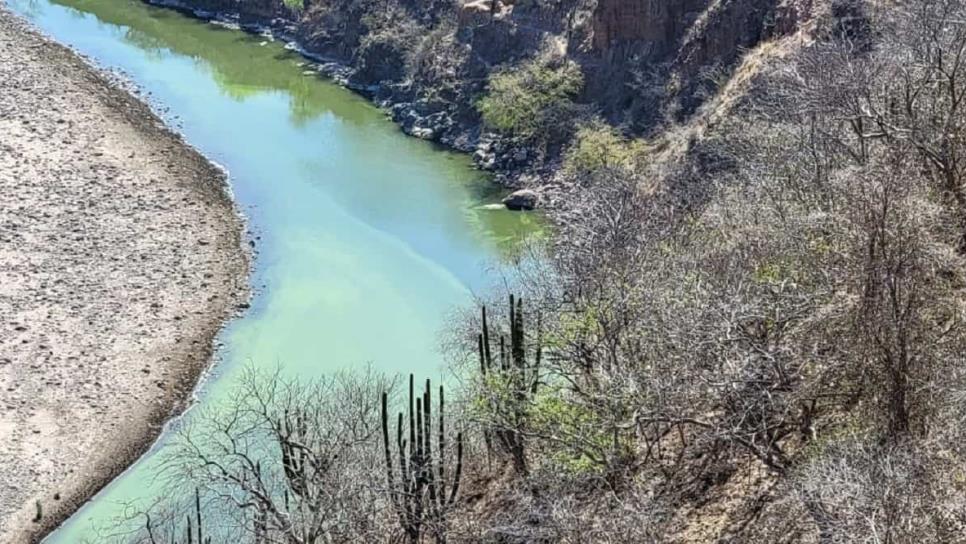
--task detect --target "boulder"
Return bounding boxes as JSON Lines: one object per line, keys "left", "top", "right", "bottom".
{"left": 502, "top": 189, "right": 539, "bottom": 211}
{"left": 411, "top": 126, "right": 435, "bottom": 140}
{"left": 459, "top": 0, "right": 494, "bottom": 28}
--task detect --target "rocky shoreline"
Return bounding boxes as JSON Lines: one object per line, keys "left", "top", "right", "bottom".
{"left": 134, "top": 0, "right": 812, "bottom": 216}
{"left": 0, "top": 7, "right": 249, "bottom": 542}
{"left": 141, "top": 0, "right": 549, "bottom": 205}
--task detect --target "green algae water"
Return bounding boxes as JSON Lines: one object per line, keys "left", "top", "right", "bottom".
{"left": 5, "top": 0, "right": 540, "bottom": 540}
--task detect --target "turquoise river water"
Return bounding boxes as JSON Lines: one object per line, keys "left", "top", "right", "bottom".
{"left": 6, "top": 0, "right": 540, "bottom": 540}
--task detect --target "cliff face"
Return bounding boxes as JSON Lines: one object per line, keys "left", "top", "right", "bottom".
{"left": 590, "top": 0, "right": 710, "bottom": 53}
{"left": 583, "top": 0, "right": 816, "bottom": 126}
{"left": 589, "top": 0, "right": 814, "bottom": 61}
{"left": 153, "top": 0, "right": 817, "bottom": 173}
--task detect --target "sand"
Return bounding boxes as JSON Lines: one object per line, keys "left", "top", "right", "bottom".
{"left": 0, "top": 7, "right": 249, "bottom": 542}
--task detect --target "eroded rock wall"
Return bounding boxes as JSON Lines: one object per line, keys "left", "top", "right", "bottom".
{"left": 591, "top": 0, "right": 710, "bottom": 53}
{"left": 581, "top": 0, "right": 816, "bottom": 125}
{"left": 151, "top": 0, "right": 819, "bottom": 169}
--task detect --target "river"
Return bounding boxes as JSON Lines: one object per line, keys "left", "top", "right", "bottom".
{"left": 5, "top": 0, "right": 539, "bottom": 540}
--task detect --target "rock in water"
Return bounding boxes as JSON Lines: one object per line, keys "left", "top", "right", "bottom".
{"left": 502, "top": 189, "right": 539, "bottom": 211}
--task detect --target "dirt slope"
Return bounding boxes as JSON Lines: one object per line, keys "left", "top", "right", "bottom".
{"left": 0, "top": 8, "right": 248, "bottom": 542}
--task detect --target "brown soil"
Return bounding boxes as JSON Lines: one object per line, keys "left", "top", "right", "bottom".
{"left": 0, "top": 7, "right": 249, "bottom": 543}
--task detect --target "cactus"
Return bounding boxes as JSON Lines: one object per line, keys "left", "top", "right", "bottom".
{"left": 477, "top": 295, "right": 541, "bottom": 476}
{"left": 195, "top": 488, "right": 204, "bottom": 544}
{"left": 181, "top": 488, "right": 211, "bottom": 544}
{"left": 382, "top": 375, "right": 463, "bottom": 544}
{"left": 279, "top": 409, "right": 309, "bottom": 499}
{"left": 141, "top": 487, "right": 211, "bottom": 544}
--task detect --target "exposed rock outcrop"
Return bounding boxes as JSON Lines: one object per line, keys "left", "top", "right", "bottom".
{"left": 590, "top": 0, "right": 710, "bottom": 53}
{"left": 148, "top": 0, "right": 820, "bottom": 196}
{"left": 582, "top": 0, "right": 815, "bottom": 124}
{"left": 502, "top": 189, "right": 539, "bottom": 210}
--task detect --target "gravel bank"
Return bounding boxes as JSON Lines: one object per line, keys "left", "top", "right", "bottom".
{"left": 0, "top": 7, "right": 248, "bottom": 542}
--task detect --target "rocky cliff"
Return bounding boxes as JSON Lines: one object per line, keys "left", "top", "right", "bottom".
{"left": 581, "top": 0, "right": 816, "bottom": 126}
{"left": 152, "top": 0, "right": 820, "bottom": 186}
{"left": 590, "top": 0, "right": 710, "bottom": 52}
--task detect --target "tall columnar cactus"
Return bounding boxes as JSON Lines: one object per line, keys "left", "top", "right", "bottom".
{"left": 478, "top": 295, "right": 541, "bottom": 476}
{"left": 175, "top": 488, "right": 210, "bottom": 544}
{"left": 279, "top": 409, "right": 310, "bottom": 499}
{"left": 382, "top": 375, "right": 464, "bottom": 544}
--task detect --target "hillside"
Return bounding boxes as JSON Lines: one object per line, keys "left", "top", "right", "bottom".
{"left": 100, "top": 0, "right": 966, "bottom": 542}
{"left": 7, "top": 0, "right": 966, "bottom": 541}
{"left": 147, "top": 0, "right": 816, "bottom": 191}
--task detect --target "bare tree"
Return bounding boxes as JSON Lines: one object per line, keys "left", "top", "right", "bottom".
{"left": 127, "top": 366, "right": 395, "bottom": 544}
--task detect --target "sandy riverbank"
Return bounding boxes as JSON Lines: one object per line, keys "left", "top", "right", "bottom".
{"left": 0, "top": 7, "right": 248, "bottom": 542}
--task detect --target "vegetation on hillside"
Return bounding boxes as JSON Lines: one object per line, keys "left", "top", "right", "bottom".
{"left": 562, "top": 120, "right": 647, "bottom": 176}
{"left": 96, "top": 1, "right": 966, "bottom": 542}
{"left": 478, "top": 52, "right": 584, "bottom": 145}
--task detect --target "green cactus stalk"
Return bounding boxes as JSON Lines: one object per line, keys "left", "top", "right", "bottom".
{"left": 195, "top": 488, "right": 203, "bottom": 544}
{"left": 476, "top": 295, "right": 541, "bottom": 476}
{"left": 382, "top": 375, "right": 463, "bottom": 543}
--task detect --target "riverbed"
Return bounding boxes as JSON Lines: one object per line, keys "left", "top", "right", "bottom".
{"left": 4, "top": 0, "right": 538, "bottom": 541}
